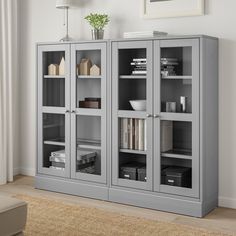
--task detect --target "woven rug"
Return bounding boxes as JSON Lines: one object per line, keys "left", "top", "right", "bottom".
{"left": 15, "top": 195, "right": 230, "bottom": 236}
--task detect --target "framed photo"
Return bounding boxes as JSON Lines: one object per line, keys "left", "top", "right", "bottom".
{"left": 142, "top": 0, "right": 204, "bottom": 19}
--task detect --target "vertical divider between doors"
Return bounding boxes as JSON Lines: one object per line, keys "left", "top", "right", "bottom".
{"left": 153, "top": 40, "right": 161, "bottom": 192}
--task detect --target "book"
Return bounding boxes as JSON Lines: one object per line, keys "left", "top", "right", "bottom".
{"left": 134, "top": 119, "right": 139, "bottom": 150}
{"left": 49, "top": 156, "right": 66, "bottom": 163}
{"left": 77, "top": 150, "right": 97, "bottom": 161}
{"left": 128, "top": 118, "right": 134, "bottom": 149}
{"left": 144, "top": 120, "right": 147, "bottom": 151}
{"left": 138, "top": 119, "right": 144, "bottom": 151}
{"left": 124, "top": 31, "right": 168, "bottom": 39}
{"left": 132, "top": 71, "right": 147, "bottom": 75}
{"left": 120, "top": 118, "right": 129, "bottom": 149}
{"left": 51, "top": 149, "right": 65, "bottom": 158}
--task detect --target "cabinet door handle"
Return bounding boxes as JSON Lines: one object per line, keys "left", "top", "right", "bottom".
{"left": 71, "top": 110, "right": 76, "bottom": 113}
{"left": 146, "top": 114, "right": 153, "bottom": 118}
{"left": 154, "top": 114, "right": 160, "bottom": 118}
{"left": 65, "top": 110, "right": 70, "bottom": 113}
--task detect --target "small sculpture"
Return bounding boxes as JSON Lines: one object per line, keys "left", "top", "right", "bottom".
{"left": 48, "top": 64, "right": 59, "bottom": 76}
{"left": 59, "top": 57, "right": 65, "bottom": 75}
{"left": 79, "top": 59, "right": 92, "bottom": 75}
{"left": 90, "top": 64, "right": 101, "bottom": 76}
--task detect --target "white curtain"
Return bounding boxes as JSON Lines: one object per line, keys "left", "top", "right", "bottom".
{"left": 0, "top": 0, "right": 18, "bottom": 185}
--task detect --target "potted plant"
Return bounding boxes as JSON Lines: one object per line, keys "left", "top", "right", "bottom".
{"left": 85, "top": 13, "right": 109, "bottom": 40}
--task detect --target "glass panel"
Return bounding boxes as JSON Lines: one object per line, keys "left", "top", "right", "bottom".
{"left": 43, "top": 113, "right": 65, "bottom": 170}
{"left": 118, "top": 118, "right": 147, "bottom": 182}
{"left": 76, "top": 50, "right": 102, "bottom": 109}
{"left": 160, "top": 47, "right": 192, "bottom": 113}
{"left": 76, "top": 115, "right": 101, "bottom": 175}
{"left": 43, "top": 51, "right": 65, "bottom": 107}
{"left": 118, "top": 48, "right": 147, "bottom": 111}
{"left": 160, "top": 120, "right": 192, "bottom": 189}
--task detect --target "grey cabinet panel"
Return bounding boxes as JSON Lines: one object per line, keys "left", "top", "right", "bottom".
{"left": 70, "top": 42, "right": 107, "bottom": 184}
{"left": 37, "top": 44, "right": 71, "bottom": 178}
{"left": 111, "top": 40, "right": 153, "bottom": 191}
{"left": 153, "top": 39, "right": 200, "bottom": 198}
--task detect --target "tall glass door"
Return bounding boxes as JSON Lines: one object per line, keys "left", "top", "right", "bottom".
{"left": 154, "top": 39, "right": 200, "bottom": 198}
{"left": 111, "top": 40, "right": 153, "bottom": 191}
{"left": 37, "top": 44, "right": 71, "bottom": 178}
{"left": 70, "top": 42, "right": 107, "bottom": 183}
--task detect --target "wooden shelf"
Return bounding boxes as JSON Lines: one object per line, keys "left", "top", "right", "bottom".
{"left": 119, "top": 75, "right": 146, "bottom": 79}
{"left": 44, "top": 75, "right": 65, "bottom": 79}
{"left": 77, "top": 139, "right": 101, "bottom": 150}
{"left": 76, "top": 108, "right": 102, "bottom": 116}
{"left": 161, "top": 149, "right": 192, "bottom": 160}
{"left": 120, "top": 149, "right": 146, "bottom": 155}
{"left": 77, "top": 75, "right": 101, "bottom": 79}
{"left": 161, "top": 76, "right": 192, "bottom": 80}
{"left": 118, "top": 110, "right": 146, "bottom": 119}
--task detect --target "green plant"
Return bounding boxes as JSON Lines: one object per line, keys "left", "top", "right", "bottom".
{"left": 85, "top": 13, "right": 109, "bottom": 30}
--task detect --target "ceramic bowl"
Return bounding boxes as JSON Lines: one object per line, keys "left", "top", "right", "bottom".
{"left": 129, "top": 100, "right": 146, "bottom": 111}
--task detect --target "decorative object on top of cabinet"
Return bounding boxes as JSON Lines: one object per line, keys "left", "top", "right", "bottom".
{"left": 79, "top": 97, "right": 101, "bottom": 109}
{"left": 142, "top": 0, "right": 204, "bottom": 19}
{"left": 124, "top": 31, "right": 167, "bottom": 39}
{"left": 79, "top": 59, "right": 92, "bottom": 75}
{"left": 59, "top": 57, "right": 65, "bottom": 75}
{"left": 129, "top": 100, "right": 146, "bottom": 111}
{"left": 90, "top": 64, "right": 101, "bottom": 76}
{"left": 84, "top": 13, "right": 109, "bottom": 40}
{"left": 161, "top": 121, "right": 173, "bottom": 152}
{"left": 48, "top": 64, "right": 59, "bottom": 76}
{"left": 56, "top": 0, "right": 74, "bottom": 41}
{"left": 131, "top": 58, "right": 147, "bottom": 75}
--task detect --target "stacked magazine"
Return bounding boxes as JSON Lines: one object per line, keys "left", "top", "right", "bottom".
{"left": 161, "top": 58, "right": 179, "bottom": 77}
{"left": 120, "top": 118, "right": 147, "bottom": 151}
{"left": 49, "top": 149, "right": 96, "bottom": 172}
{"left": 131, "top": 58, "right": 147, "bottom": 75}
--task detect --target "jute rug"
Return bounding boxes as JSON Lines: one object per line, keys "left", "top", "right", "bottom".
{"left": 16, "top": 195, "right": 230, "bottom": 236}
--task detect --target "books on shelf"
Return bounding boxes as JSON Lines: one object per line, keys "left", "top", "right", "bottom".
{"left": 131, "top": 58, "right": 147, "bottom": 75}
{"left": 123, "top": 31, "right": 168, "bottom": 39}
{"left": 120, "top": 118, "right": 147, "bottom": 151}
{"left": 161, "top": 58, "right": 179, "bottom": 77}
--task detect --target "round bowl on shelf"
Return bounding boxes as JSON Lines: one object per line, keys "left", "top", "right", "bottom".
{"left": 129, "top": 100, "right": 146, "bottom": 111}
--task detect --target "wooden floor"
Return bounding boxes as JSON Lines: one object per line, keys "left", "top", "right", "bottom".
{"left": 0, "top": 175, "right": 235, "bottom": 235}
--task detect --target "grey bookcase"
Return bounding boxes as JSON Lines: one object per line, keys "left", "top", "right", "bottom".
{"left": 36, "top": 35, "right": 218, "bottom": 217}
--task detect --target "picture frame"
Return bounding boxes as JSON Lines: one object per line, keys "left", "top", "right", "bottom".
{"left": 142, "top": 0, "right": 204, "bottom": 19}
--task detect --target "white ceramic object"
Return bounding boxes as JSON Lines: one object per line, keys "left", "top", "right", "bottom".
{"left": 129, "top": 100, "right": 146, "bottom": 111}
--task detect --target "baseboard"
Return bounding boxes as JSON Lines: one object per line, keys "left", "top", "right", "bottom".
{"left": 19, "top": 167, "right": 36, "bottom": 177}
{"left": 13, "top": 167, "right": 21, "bottom": 176}
{"left": 219, "top": 196, "right": 236, "bottom": 209}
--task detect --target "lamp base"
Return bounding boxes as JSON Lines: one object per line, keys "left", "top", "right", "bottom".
{"left": 59, "top": 35, "right": 73, "bottom": 42}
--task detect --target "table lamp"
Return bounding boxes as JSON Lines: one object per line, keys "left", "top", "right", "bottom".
{"left": 56, "top": 0, "right": 74, "bottom": 41}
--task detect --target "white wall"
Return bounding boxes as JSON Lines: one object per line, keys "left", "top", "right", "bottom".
{"left": 18, "top": 0, "right": 236, "bottom": 208}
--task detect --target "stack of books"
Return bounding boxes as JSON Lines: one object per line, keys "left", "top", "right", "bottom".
{"left": 77, "top": 150, "right": 97, "bottom": 174}
{"left": 120, "top": 118, "right": 147, "bottom": 151}
{"left": 131, "top": 58, "right": 147, "bottom": 75}
{"left": 50, "top": 149, "right": 66, "bottom": 171}
{"left": 124, "top": 31, "right": 168, "bottom": 39}
{"left": 161, "top": 58, "right": 179, "bottom": 77}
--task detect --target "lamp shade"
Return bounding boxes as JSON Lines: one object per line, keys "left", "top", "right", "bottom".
{"left": 56, "top": 0, "right": 73, "bottom": 9}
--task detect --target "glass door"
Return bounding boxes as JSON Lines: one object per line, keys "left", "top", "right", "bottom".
{"left": 37, "top": 44, "right": 70, "bottom": 178}
{"left": 111, "top": 40, "right": 153, "bottom": 191}
{"left": 70, "top": 42, "right": 107, "bottom": 184}
{"left": 153, "top": 39, "right": 200, "bottom": 198}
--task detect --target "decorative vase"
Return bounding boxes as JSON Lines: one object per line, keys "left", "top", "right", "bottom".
{"left": 91, "top": 29, "right": 104, "bottom": 40}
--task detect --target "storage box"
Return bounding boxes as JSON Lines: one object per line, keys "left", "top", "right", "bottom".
{"left": 137, "top": 166, "right": 146, "bottom": 182}
{"left": 79, "top": 98, "right": 101, "bottom": 109}
{"left": 120, "top": 162, "right": 144, "bottom": 181}
{"left": 161, "top": 166, "right": 191, "bottom": 188}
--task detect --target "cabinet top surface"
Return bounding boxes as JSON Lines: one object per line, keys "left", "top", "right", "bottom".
{"left": 37, "top": 35, "right": 218, "bottom": 46}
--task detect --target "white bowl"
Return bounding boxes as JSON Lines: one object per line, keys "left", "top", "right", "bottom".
{"left": 129, "top": 100, "right": 146, "bottom": 111}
